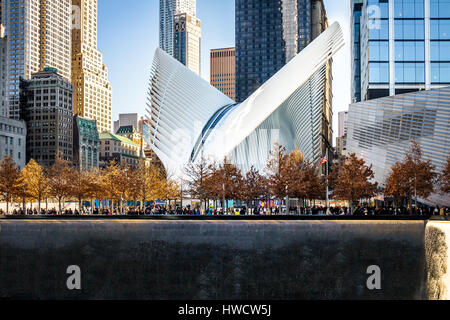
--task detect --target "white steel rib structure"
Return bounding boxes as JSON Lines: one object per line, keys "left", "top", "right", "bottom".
{"left": 147, "top": 22, "right": 344, "bottom": 175}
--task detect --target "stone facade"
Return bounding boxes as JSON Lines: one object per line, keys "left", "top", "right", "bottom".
{"left": 0, "top": 116, "right": 26, "bottom": 168}
{"left": 20, "top": 69, "right": 73, "bottom": 167}
{"left": 73, "top": 115, "right": 100, "bottom": 171}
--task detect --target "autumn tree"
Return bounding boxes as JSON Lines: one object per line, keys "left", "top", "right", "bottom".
{"left": 284, "top": 149, "right": 307, "bottom": 213}
{"left": 0, "top": 155, "right": 21, "bottom": 214}
{"left": 440, "top": 155, "right": 450, "bottom": 195}
{"left": 241, "top": 166, "right": 268, "bottom": 214}
{"left": 19, "top": 159, "right": 48, "bottom": 213}
{"left": 384, "top": 162, "right": 409, "bottom": 207}
{"left": 128, "top": 163, "right": 145, "bottom": 210}
{"left": 69, "top": 168, "right": 93, "bottom": 212}
{"left": 161, "top": 174, "right": 179, "bottom": 209}
{"left": 212, "top": 158, "right": 243, "bottom": 213}
{"left": 16, "top": 160, "right": 37, "bottom": 213}
{"left": 304, "top": 161, "right": 326, "bottom": 204}
{"left": 385, "top": 142, "right": 437, "bottom": 211}
{"left": 103, "top": 162, "right": 131, "bottom": 214}
{"left": 47, "top": 159, "right": 73, "bottom": 214}
{"left": 265, "top": 144, "right": 289, "bottom": 209}
{"left": 144, "top": 164, "right": 165, "bottom": 208}
{"left": 330, "top": 153, "right": 379, "bottom": 214}
{"left": 184, "top": 156, "right": 212, "bottom": 213}
{"left": 83, "top": 169, "right": 105, "bottom": 212}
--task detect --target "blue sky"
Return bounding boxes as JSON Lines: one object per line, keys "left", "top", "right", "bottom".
{"left": 98, "top": 0, "right": 351, "bottom": 140}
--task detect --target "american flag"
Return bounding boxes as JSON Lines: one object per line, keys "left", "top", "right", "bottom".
{"left": 316, "top": 151, "right": 328, "bottom": 169}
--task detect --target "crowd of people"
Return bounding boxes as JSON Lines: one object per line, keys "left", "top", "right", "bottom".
{"left": 0, "top": 204, "right": 448, "bottom": 216}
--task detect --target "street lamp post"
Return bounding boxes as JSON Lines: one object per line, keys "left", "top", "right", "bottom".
{"left": 326, "top": 154, "right": 330, "bottom": 215}
{"left": 222, "top": 183, "right": 226, "bottom": 215}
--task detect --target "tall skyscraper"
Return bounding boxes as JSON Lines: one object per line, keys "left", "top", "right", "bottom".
{"left": 235, "top": 0, "right": 328, "bottom": 103}
{"left": 2, "top": 0, "right": 72, "bottom": 119}
{"left": 174, "top": 12, "right": 201, "bottom": 75}
{"left": 336, "top": 111, "right": 348, "bottom": 157}
{"left": 235, "top": 0, "right": 332, "bottom": 161}
{"left": 338, "top": 111, "right": 349, "bottom": 138}
{"left": 0, "top": 25, "right": 6, "bottom": 117}
{"left": 352, "top": 0, "right": 450, "bottom": 103}
{"left": 351, "top": 0, "right": 363, "bottom": 103}
{"left": 72, "top": 0, "right": 113, "bottom": 134}
{"left": 0, "top": 0, "right": 3, "bottom": 25}
{"left": 159, "top": 0, "right": 196, "bottom": 56}
{"left": 210, "top": 47, "right": 236, "bottom": 101}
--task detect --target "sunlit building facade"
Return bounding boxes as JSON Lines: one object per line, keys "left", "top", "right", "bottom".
{"left": 210, "top": 47, "right": 236, "bottom": 101}
{"left": 73, "top": 115, "right": 100, "bottom": 171}
{"left": 159, "top": 0, "right": 196, "bottom": 56}
{"left": 71, "top": 0, "right": 112, "bottom": 134}
{"left": 347, "top": 87, "right": 450, "bottom": 207}
{"left": 352, "top": 0, "right": 450, "bottom": 103}
{"left": 2, "top": 0, "right": 72, "bottom": 119}
{"left": 173, "top": 13, "right": 201, "bottom": 75}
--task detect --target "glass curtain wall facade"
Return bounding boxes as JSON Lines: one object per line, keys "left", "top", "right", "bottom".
{"left": 346, "top": 86, "right": 450, "bottom": 207}
{"left": 235, "top": 0, "right": 327, "bottom": 103}
{"left": 0, "top": 25, "right": 6, "bottom": 117}
{"left": 353, "top": 0, "right": 450, "bottom": 103}
{"left": 351, "top": 0, "right": 364, "bottom": 103}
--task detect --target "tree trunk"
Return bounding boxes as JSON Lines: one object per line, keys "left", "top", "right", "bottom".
{"left": 286, "top": 195, "right": 290, "bottom": 215}
{"left": 22, "top": 196, "right": 26, "bottom": 215}
{"left": 38, "top": 196, "right": 41, "bottom": 215}
{"left": 414, "top": 176, "right": 417, "bottom": 215}
{"left": 6, "top": 200, "right": 9, "bottom": 215}
{"left": 58, "top": 197, "right": 62, "bottom": 215}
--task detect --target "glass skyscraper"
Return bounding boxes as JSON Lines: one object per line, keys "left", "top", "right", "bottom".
{"left": 352, "top": 0, "right": 450, "bottom": 103}
{"left": 235, "top": 0, "right": 328, "bottom": 103}
{"left": 159, "top": 0, "right": 196, "bottom": 56}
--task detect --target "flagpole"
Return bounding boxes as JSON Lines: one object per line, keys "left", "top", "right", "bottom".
{"left": 326, "top": 151, "right": 330, "bottom": 215}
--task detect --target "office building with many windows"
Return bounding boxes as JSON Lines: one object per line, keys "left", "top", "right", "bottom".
{"left": 352, "top": 0, "right": 450, "bottom": 102}
{"left": 0, "top": 116, "right": 26, "bottom": 167}
{"left": 0, "top": 25, "right": 6, "bottom": 117}
{"left": 173, "top": 12, "right": 201, "bottom": 75}
{"left": 2, "top": 0, "right": 72, "bottom": 119}
{"left": 99, "top": 132, "right": 140, "bottom": 169}
{"left": 160, "top": 0, "right": 196, "bottom": 56}
{"left": 210, "top": 47, "right": 236, "bottom": 101}
{"left": 71, "top": 0, "right": 113, "bottom": 134}
{"left": 19, "top": 68, "right": 73, "bottom": 167}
